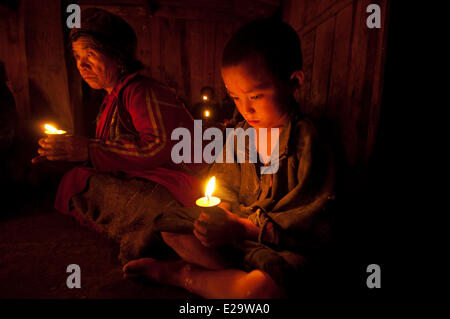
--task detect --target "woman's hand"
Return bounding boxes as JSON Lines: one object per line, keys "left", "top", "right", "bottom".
{"left": 32, "top": 135, "right": 90, "bottom": 163}
{"left": 193, "top": 206, "right": 246, "bottom": 247}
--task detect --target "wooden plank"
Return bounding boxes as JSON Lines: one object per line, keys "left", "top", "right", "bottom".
{"left": 296, "top": 29, "right": 315, "bottom": 115}
{"left": 282, "top": 0, "right": 306, "bottom": 32}
{"left": 327, "top": 4, "right": 353, "bottom": 121}
{"left": 202, "top": 21, "right": 216, "bottom": 89}
{"left": 79, "top": 4, "right": 146, "bottom": 17}
{"left": 149, "top": 16, "right": 162, "bottom": 80}
{"left": 353, "top": 0, "right": 388, "bottom": 168}
{"left": 365, "top": 0, "right": 389, "bottom": 164}
{"left": 0, "top": 4, "right": 30, "bottom": 126}
{"left": 213, "top": 23, "right": 224, "bottom": 103}
{"left": 152, "top": 0, "right": 278, "bottom": 22}
{"left": 78, "top": 0, "right": 144, "bottom": 5}
{"left": 61, "top": 0, "right": 83, "bottom": 136}
{"left": 324, "top": 3, "right": 353, "bottom": 174}
{"left": 298, "top": 0, "right": 353, "bottom": 36}
{"left": 135, "top": 14, "right": 153, "bottom": 78}
{"left": 232, "top": 0, "right": 280, "bottom": 20}
{"left": 309, "top": 17, "right": 335, "bottom": 118}
{"left": 316, "top": 0, "right": 338, "bottom": 19}
{"left": 153, "top": 5, "right": 239, "bottom": 23}
{"left": 344, "top": 0, "right": 370, "bottom": 167}
{"left": 284, "top": 0, "right": 389, "bottom": 176}
{"left": 24, "top": 0, "right": 73, "bottom": 132}
{"left": 179, "top": 19, "right": 192, "bottom": 105}
{"left": 304, "top": 0, "right": 335, "bottom": 26}
{"left": 79, "top": 0, "right": 279, "bottom": 22}
{"left": 159, "top": 17, "right": 184, "bottom": 97}
{"left": 186, "top": 20, "right": 204, "bottom": 107}
{"left": 214, "top": 22, "right": 234, "bottom": 103}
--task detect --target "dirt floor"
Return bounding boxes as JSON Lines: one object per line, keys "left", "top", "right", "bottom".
{"left": 0, "top": 149, "right": 393, "bottom": 302}
{"left": 0, "top": 178, "right": 199, "bottom": 299}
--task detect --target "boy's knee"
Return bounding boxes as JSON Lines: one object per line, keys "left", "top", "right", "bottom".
{"left": 242, "top": 270, "right": 286, "bottom": 299}
{"left": 161, "top": 232, "right": 179, "bottom": 245}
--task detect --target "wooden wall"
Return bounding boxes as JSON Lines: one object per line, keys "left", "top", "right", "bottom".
{"left": 77, "top": 4, "right": 238, "bottom": 108}
{"left": 24, "top": 0, "right": 74, "bottom": 132}
{"left": 2, "top": 0, "right": 387, "bottom": 179}
{"left": 74, "top": 0, "right": 279, "bottom": 136}
{"left": 282, "top": 0, "right": 389, "bottom": 180}
{"left": 0, "top": 0, "right": 279, "bottom": 137}
{"left": 1, "top": 0, "right": 74, "bottom": 135}
{"left": 0, "top": 3, "right": 30, "bottom": 131}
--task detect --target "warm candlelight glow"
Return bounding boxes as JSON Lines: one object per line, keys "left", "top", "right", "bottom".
{"left": 196, "top": 176, "right": 221, "bottom": 207}
{"left": 204, "top": 110, "right": 210, "bottom": 117}
{"left": 202, "top": 95, "right": 208, "bottom": 101}
{"left": 44, "top": 124, "right": 66, "bottom": 135}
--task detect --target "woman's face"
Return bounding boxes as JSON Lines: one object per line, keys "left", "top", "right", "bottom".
{"left": 221, "top": 58, "right": 291, "bottom": 129}
{"left": 72, "top": 37, "right": 120, "bottom": 93}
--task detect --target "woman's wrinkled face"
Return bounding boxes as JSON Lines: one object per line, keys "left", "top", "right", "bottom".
{"left": 221, "top": 57, "right": 291, "bottom": 129}
{"left": 72, "top": 37, "right": 119, "bottom": 92}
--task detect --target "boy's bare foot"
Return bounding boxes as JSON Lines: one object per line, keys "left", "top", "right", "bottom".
{"left": 122, "top": 258, "right": 188, "bottom": 287}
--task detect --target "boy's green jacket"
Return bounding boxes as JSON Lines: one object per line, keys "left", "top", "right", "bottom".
{"left": 154, "top": 112, "right": 335, "bottom": 288}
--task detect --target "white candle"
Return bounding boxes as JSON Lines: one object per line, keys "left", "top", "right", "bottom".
{"left": 196, "top": 176, "right": 221, "bottom": 207}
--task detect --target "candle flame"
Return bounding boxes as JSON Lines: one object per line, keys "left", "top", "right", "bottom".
{"left": 205, "top": 176, "right": 216, "bottom": 199}
{"left": 45, "top": 124, "right": 58, "bottom": 133}
{"left": 204, "top": 110, "right": 210, "bottom": 117}
{"left": 202, "top": 95, "right": 208, "bottom": 101}
{"left": 44, "top": 124, "right": 66, "bottom": 134}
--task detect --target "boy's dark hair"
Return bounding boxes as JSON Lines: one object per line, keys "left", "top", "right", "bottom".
{"left": 222, "top": 18, "right": 303, "bottom": 83}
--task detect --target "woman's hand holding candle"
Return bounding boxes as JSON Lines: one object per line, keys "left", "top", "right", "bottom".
{"left": 32, "top": 123, "right": 91, "bottom": 163}
{"left": 34, "top": 135, "right": 90, "bottom": 162}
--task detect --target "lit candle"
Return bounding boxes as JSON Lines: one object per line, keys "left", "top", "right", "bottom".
{"left": 202, "top": 95, "right": 208, "bottom": 101}
{"left": 44, "top": 124, "right": 66, "bottom": 136}
{"left": 204, "top": 110, "right": 210, "bottom": 118}
{"left": 196, "top": 176, "right": 221, "bottom": 207}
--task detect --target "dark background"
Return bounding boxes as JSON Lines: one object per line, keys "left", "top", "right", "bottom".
{"left": 0, "top": 0, "right": 413, "bottom": 306}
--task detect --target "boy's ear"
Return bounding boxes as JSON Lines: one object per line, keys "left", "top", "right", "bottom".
{"left": 290, "top": 70, "right": 305, "bottom": 88}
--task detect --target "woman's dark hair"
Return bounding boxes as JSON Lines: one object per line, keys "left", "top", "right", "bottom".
{"left": 69, "top": 8, "right": 143, "bottom": 75}
{"left": 222, "top": 18, "right": 303, "bottom": 83}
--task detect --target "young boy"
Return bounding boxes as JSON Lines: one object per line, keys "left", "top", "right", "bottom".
{"left": 123, "top": 18, "right": 335, "bottom": 298}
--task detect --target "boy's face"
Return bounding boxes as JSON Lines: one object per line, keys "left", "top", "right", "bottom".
{"left": 221, "top": 57, "right": 290, "bottom": 129}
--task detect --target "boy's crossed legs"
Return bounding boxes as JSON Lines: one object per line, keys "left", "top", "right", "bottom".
{"left": 122, "top": 232, "right": 286, "bottom": 299}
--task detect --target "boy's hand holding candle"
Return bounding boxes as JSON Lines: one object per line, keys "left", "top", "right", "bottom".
{"left": 193, "top": 176, "right": 275, "bottom": 246}
{"left": 194, "top": 177, "right": 246, "bottom": 247}
{"left": 193, "top": 206, "right": 246, "bottom": 247}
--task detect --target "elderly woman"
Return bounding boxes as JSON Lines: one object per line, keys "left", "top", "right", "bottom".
{"left": 34, "top": 8, "right": 204, "bottom": 263}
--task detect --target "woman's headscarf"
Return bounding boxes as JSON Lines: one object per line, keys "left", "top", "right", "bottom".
{"left": 69, "top": 8, "right": 142, "bottom": 74}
